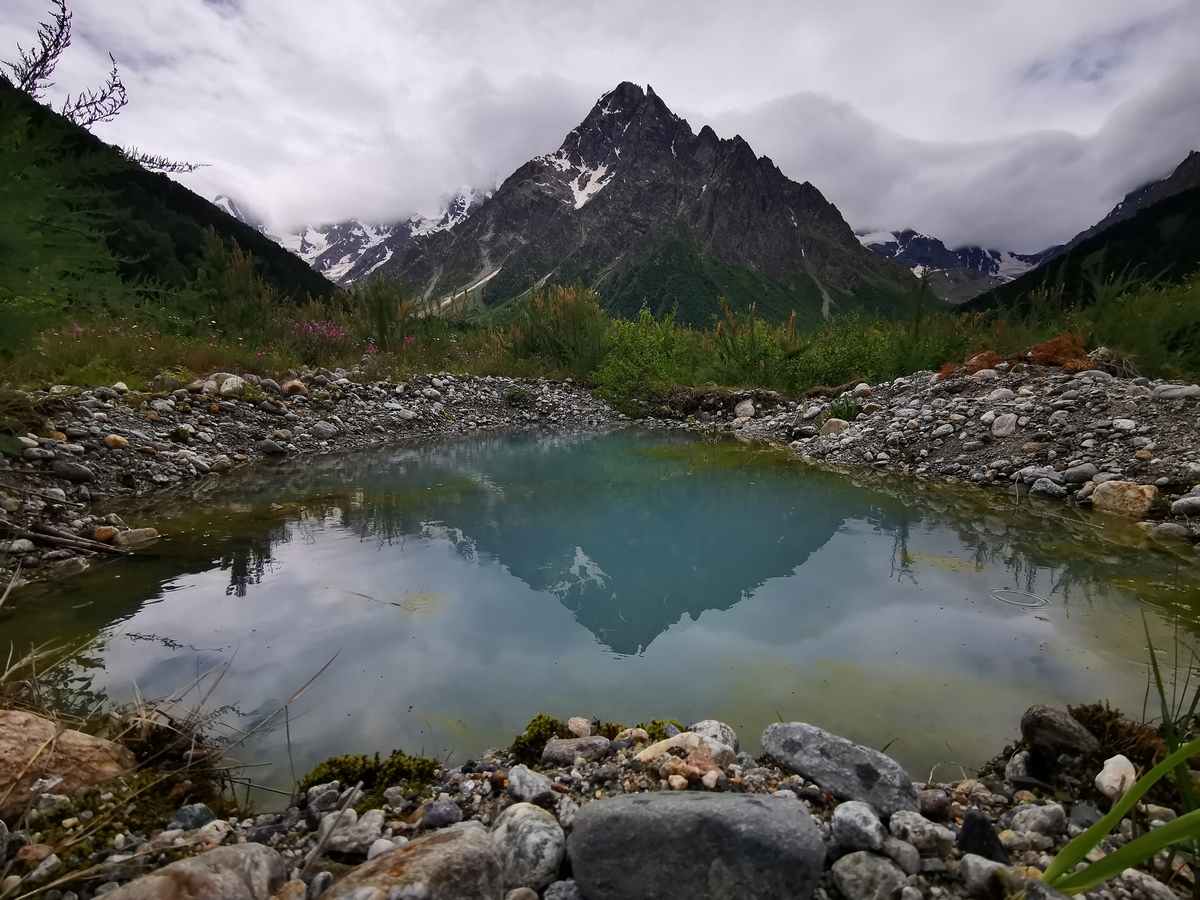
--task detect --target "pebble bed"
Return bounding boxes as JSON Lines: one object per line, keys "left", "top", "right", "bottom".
{"left": 0, "top": 709, "right": 1188, "bottom": 900}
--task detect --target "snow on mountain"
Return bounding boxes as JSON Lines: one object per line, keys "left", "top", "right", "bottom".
{"left": 214, "top": 190, "right": 490, "bottom": 286}
{"left": 856, "top": 229, "right": 1047, "bottom": 302}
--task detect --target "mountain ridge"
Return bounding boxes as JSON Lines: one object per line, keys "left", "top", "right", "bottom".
{"left": 375, "top": 82, "right": 917, "bottom": 325}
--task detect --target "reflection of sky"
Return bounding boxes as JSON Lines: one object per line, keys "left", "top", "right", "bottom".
{"left": 15, "top": 431, "right": 1195, "bottom": 803}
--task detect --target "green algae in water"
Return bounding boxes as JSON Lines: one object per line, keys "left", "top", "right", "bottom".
{"left": 7, "top": 428, "right": 1200, "bottom": 804}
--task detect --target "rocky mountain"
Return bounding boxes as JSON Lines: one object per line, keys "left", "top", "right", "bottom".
{"left": 1041, "top": 150, "right": 1200, "bottom": 262}
{"left": 856, "top": 230, "right": 1054, "bottom": 304}
{"left": 352, "top": 82, "right": 918, "bottom": 326}
{"left": 213, "top": 190, "right": 488, "bottom": 285}
{"left": 965, "top": 159, "right": 1200, "bottom": 312}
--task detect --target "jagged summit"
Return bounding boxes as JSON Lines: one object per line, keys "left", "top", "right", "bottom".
{"left": 259, "top": 82, "right": 918, "bottom": 320}
{"left": 856, "top": 229, "right": 1050, "bottom": 303}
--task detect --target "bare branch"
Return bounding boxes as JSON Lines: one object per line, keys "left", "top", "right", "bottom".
{"left": 60, "top": 54, "right": 127, "bottom": 128}
{"left": 2, "top": 0, "right": 72, "bottom": 100}
{"left": 120, "top": 146, "right": 209, "bottom": 174}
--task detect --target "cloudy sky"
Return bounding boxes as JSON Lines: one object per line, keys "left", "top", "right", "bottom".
{"left": 3, "top": 0, "right": 1198, "bottom": 252}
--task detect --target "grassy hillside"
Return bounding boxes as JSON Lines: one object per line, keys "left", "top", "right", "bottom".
{"left": 0, "top": 77, "right": 335, "bottom": 308}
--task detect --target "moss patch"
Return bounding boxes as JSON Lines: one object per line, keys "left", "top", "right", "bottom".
{"left": 509, "top": 714, "right": 572, "bottom": 766}
{"left": 297, "top": 749, "right": 438, "bottom": 797}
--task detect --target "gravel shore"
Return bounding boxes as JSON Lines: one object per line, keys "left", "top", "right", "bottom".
{"left": 3, "top": 360, "right": 1199, "bottom": 587}
{"left": 1, "top": 705, "right": 1188, "bottom": 900}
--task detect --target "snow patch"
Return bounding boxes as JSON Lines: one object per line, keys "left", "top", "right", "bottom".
{"left": 572, "top": 164, "right": 612, "bottom": 209}
{"left": 857, "top": 231, "right": 898, "bottom": 247}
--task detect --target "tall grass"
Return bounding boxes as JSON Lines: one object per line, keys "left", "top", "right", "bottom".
{"left": 506, "top": 283, "right": 607, "bottom": 377}
{"left": 3, "top": 267, "right": 1199, "bottom": 405}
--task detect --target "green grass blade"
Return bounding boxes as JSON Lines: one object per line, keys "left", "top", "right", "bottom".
{"left": 1042, "top": 734, "right": 1200, "bottom": 884}
{"left": 1052, "top": 808, "right": 1200, "bottom": 894}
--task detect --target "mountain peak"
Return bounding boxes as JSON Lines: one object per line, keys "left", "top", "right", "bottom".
{"left": 561, "top": 82, "right": 689, "bottom": 169}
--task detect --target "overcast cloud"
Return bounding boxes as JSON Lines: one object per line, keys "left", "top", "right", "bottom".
{"left": 2, "top": 0, "right": 1198, "bottom": 251}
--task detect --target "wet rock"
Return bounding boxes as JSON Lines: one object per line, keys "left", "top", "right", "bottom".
{"left": 0, "top": 709, "right": 136, "bottom": 824}
{"left": 956, "top": 810, "right": 1009, "bottom": 865}
{"left": 111, "top": 527, "right": 160, "bottom": 551}
{"left": 492, "top": 802, "right": 565, "bottom": 891}
{"left": 1154, "top": 522, "right": 1192, "bottom": 541}
{"left": 1063, "top": 463, "right": 1099, "bottom": 484}
{"left": 1020, "top": 705, "right": 1100, "bottom": 758}
{"left": 832, "top": 800, "right": 887, "bottom": 852}
{"left": 830, "top": 851, "right": 907, "bottom": 900}
{"left": 1092, "top": 481, "right": 1158, "bottom": 517}
{"left": 569, "top": 792, "right": 824, "bottom": 899}
{"left": 762, "top": 722, "right": 919, "bottom": 817}
{"left": 1030, "top": 478, "right": 1067, "bottom": 499}
{"left": 103, "top": 844, "right": 285, "bottom": 900}
{"left": 542, "top": 736, "right": 612, "bottom": 766}
{"left": 323, "top": 822, "right": 502, "bottom": 900}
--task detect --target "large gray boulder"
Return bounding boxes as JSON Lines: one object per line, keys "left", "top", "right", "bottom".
{"left": 762, "top": 723, "right": 919, "bottom": 818}
{"left": 568, "top": 792, "right": 824, "bottom": 899}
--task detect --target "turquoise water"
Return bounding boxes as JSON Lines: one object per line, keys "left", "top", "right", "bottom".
{"left": 5, "top": 428, "right": 1200, "bottom": 797}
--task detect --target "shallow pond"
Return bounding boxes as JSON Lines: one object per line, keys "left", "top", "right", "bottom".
{"left": 6, "top": 428, "right": 1200, "bottom": 800}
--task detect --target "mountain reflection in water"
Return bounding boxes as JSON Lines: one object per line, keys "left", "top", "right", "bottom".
{"left": 5, "top": 428, "right": 1200, "bottom": 800}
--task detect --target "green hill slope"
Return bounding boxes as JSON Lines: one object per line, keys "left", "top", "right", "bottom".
{"left": 967, "top": 184, "right": 1200, "bottom": 313}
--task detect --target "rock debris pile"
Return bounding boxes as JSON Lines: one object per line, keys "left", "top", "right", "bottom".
{"left": 0, "top": 708, "right": 1188, "bottom": 899}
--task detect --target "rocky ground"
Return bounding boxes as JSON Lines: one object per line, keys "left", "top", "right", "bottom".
{"left": 4, "top": 360, "right": 1200, "bottom": 587}
{"left": 0, "top": 369, "right": 624, "bottom": 586}
{"left": 729, "top": 363, "right": 1200, "bottom": 546}
{"left": 3, "top": 363, "right": 1200, "bottom": 898}
{"left": 0, "top": 704, "right": 1190, "bottom": 900}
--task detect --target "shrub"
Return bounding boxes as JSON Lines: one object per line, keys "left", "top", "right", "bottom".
{"left": 351, "top": 277, "right": 413, "bottom": 354}
{"left": 507, "top": 283, "right": 607, "bottom": 376}
{"left": 592, "top": 307, "right": 686, "bottom": 411}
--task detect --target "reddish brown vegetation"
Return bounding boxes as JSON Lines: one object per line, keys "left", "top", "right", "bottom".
{"left": 1025, "top": 332, "right": 1091, "bottom": 369}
